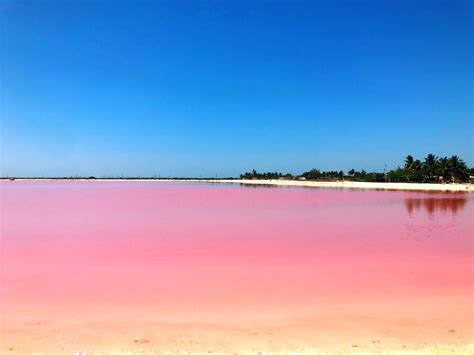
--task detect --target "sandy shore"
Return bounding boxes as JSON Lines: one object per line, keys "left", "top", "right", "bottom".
{"left": 206, "top": 180, "right": 474, "bottom": 192}
{"left": 2, "top": 319, "right": 473, "bottom": 354}
{"left": 3, "top": 178, "right": 473, "bottom": 191}
{"left": 198, "top": 179, "right": 474, "bottom": 192}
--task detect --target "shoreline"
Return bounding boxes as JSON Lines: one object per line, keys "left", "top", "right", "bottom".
{"left": 212, "top": 179, "right": 474, "bottom": 192}
{"left": 3, "top": 178, "right": 473, "bottom": 192}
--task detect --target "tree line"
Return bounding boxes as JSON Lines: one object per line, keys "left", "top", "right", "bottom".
{"left": 387, "top": 154, "right": 471, "bottom": 183}
{"left": 240, "top": 169, "right": 293, "bottom": 180}
{"left": 240, "top": 154, "right": 472, "bottom": 183}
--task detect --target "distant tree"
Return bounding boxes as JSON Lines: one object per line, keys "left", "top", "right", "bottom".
{"left": 302, "top": 169, "right": 322, "bottom": 180}
{"left": 423, "top": 154, "right": 439, "bottom": 182}
{"left": 410, "top": 160, "right": 423, "bottom": 182}
{"left": 387, "top": 167, "right": 405, "bottom": 182}
{"left": 437, "top": 156, "right": 450, "bottom": 182}
{"left": 404, "top": 155, "right": 414, "bottom": 170}
{"left": 240, "top": 170, "right": 292, "bottom": 180}
{"left": 448, "top": 156, "right": 469, "bottom": 183}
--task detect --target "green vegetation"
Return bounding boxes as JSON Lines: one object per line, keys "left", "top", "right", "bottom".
{"left": 396, "top": 154, "right": 471, "bottom": 183}
{"left": 240, "top": 154, "right": 472, "bottom": 184}
{"left": 240, "top": 169, "right": 293, "bottom": 180}
{"left": 302, "top": 169, "right": 344, "bottom": 180}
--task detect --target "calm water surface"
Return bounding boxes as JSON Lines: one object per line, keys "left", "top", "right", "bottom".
{"left": 1, "top": 181, "right": 472, "bottom": 346}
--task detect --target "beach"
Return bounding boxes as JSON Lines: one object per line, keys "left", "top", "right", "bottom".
{"left": 3, "top": 321, "right": 473, "bottom": 354}
{"left": 3, "top": 178, "right": 473, "bottom": 192}
{"left": 209, "top": 179, "right": 474, "bottom": 192}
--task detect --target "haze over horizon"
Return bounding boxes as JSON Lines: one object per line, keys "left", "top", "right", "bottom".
{"left": 1, "top": 0, "right": 472, "bottom": 177}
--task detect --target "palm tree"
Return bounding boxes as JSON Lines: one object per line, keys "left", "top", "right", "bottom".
{"left": 448, "top": 156, "right": 469, "bottom": 183}
{"left": 437, "top": 156, "right": 450, "bottom": 182}
{"left": 403, "top": 155, "right": 415, "bottom": 181}
{"left": 423, "top": 154, "right": 438, "bottom": 182}
{"left": 410, "top": 159, "right": 423, "bottom": 182}
{"left": 404, "top": 155, "right": 414, "bottom": 170}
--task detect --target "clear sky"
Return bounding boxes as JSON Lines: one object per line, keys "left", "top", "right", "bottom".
{"left": 1, "top": 0, "right": 472, "bottom": 177}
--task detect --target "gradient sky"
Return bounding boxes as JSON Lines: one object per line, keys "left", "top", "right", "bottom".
{"left": 1, "top": 0, "right": 472, "bottom": 177}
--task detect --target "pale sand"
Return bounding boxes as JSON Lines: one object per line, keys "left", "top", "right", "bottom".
{"left": 203, "top": 179, "right": 474, "bottom": 192}
{"left": 3, "top": 178, "right": 473, "bottom": 192}
{"left": 2, "top": 320, "right": 473, "bottom": 354}
{"left": 2, "top": 297, "right": 473, "bottom": 354}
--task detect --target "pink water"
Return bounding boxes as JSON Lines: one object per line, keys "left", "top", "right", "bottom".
{"left": 1, "top": 181, "right": 473, "bottom": 351}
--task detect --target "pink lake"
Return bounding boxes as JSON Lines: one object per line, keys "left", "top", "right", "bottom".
{"left": 1, "top": 181, "right": 473, "bottom": 353}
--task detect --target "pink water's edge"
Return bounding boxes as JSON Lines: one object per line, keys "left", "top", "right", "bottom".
{"left": 1, "top": 181, "right": 473, "bottom": 352}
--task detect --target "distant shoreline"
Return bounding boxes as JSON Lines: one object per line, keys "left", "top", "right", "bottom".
{"left": 2, "top": 178, "right": 473, "bottom": 192}
{"left": 222, "top": 179, "right": 474, "bottom": 192}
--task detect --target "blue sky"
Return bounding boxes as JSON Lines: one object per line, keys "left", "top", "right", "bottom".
{"left": 1, "top": 0, "right": 472, "bottom": 177}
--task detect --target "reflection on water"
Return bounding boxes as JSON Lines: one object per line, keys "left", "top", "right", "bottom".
{"left": 404, "top": 195, "right": 467, "bottom": 216}
{"left": 238, "top": 182, "right": 283, "bottom": 188}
